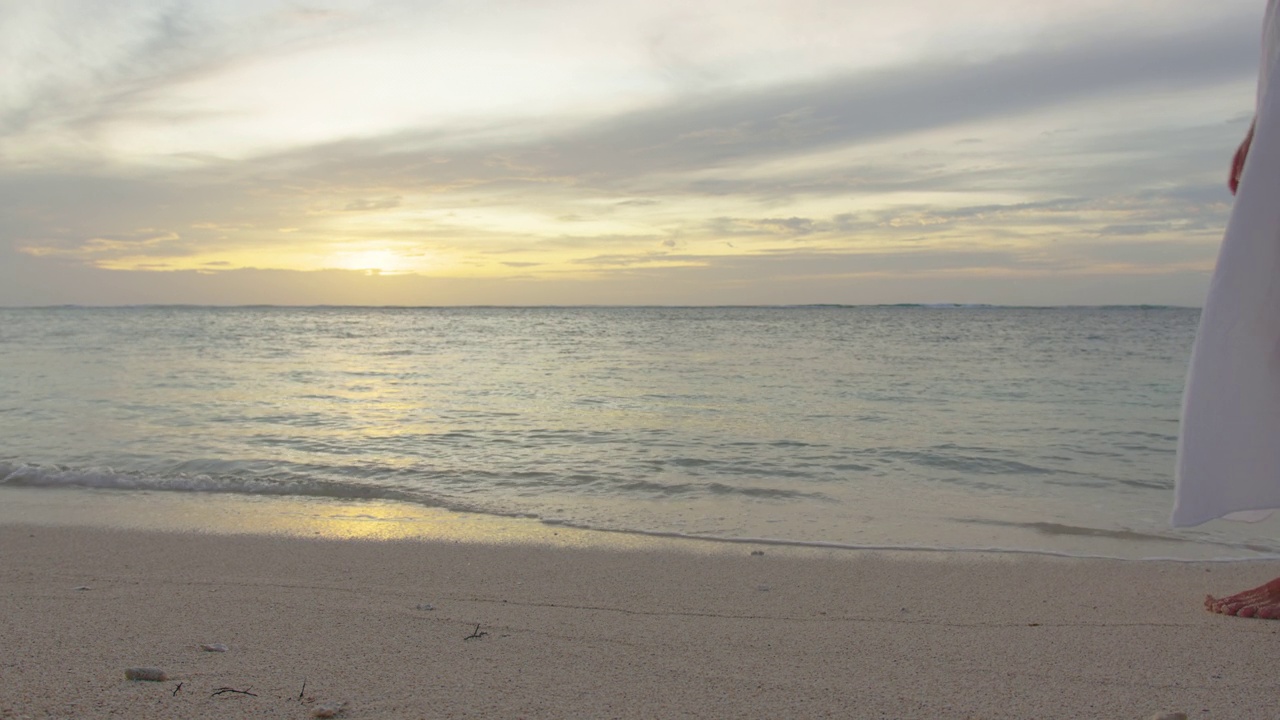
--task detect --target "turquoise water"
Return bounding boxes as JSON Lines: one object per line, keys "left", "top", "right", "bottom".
{"left": 2, "top": 305, "right": 1275, "bottom": 559}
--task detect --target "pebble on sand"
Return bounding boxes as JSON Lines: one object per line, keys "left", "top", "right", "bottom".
{"left": 124, "top": 667, "right": 168, "bottom": 682}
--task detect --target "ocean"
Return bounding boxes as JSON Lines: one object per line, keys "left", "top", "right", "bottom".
{"left": 2, "top": 305, "right": 1276, "bottom": 560}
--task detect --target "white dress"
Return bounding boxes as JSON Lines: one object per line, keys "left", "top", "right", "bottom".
{"left": 1173, "top": 0, "right": 1280, "bottom": 526}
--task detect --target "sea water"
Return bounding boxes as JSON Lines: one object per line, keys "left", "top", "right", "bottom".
{"left": 2, "top": 305, "right": 1276, "bottom": 559}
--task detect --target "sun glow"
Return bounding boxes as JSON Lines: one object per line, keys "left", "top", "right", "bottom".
{"left": 330, "top": 248, "right": 415, "bottom": 275}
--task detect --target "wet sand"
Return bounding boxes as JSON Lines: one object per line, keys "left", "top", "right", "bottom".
{"left": 3, "top": 523, "right": 1280, "bottom": 719}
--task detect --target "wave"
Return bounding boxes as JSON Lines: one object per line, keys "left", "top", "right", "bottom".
{"left": 0, "top": 461, "right": 444, "bottom": 506}
{"left": 6, "top": 461, "right": 1276, "bottom": 562}
{"left": 0, "top": 459, "right": 828, "bottom": 508}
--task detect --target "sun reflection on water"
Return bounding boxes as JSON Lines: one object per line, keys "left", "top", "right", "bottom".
{"left": 0, "top": 486, "right": 665, "bottom": 551}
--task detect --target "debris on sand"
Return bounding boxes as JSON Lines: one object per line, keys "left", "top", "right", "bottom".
{"left": 200, "top": 643, "right": 229, "bottom": 652}
{"left": 312, "top": 700, "right": 348, "bottom": 718}
{"left": 124, "top": 667, "right": 168, "bottom": 682}
{"left": 1149, "top": 713, "right": 1188, "bottom": 720}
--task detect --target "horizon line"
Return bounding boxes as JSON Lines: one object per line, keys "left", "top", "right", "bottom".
{"left": 0, "top": 303, "right": 1202, "bottom": 310}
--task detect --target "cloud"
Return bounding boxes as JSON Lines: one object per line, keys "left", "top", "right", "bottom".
{"left": 342, "top": 197, "right": 401, "bottom": 212}
{"left": 178, "top": 14, "right": 1248, "bottom": 245}
{"left": 0, "top": 0, "right": 1259, "bottom": 305}
{"left": 753, "top": 217, "right": 817, "bottom": 236}
{"left": 0, "top": 233, "right": 1215, "bottom": 306}
{"left": 457, "top": 17, "right": 1255, "bottom": 183}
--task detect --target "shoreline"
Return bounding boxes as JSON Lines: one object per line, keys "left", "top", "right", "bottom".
{"left": 4, "top": 484, "right": 1279, "bottom": 564}
{"left": 6, "top": 514, "right": 1280, "bottom": 717}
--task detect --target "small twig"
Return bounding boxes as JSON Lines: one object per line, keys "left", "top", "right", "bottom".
{"left": 172, "top": 682, "right": 183, "bottom": 697}
{"left": 211, "top": 687, "right": 258, "bottom": 697}
{"left": 464, "top": 623, "right": 488, "bottom": 640}
{"left": 298, "top": 678, "right": 307, "bottom": 701}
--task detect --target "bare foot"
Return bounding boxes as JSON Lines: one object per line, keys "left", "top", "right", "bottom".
{"left": 1205, "top": 576, "right": 1280, "bottom": 618}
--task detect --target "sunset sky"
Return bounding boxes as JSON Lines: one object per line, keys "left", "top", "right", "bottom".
{"left": 0, "top": 0, "right": 1264, "bottom": 305}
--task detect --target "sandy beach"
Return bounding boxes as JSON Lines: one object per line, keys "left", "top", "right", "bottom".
{"left": 3, "top": 521, "right": 1280, "bottom": 719}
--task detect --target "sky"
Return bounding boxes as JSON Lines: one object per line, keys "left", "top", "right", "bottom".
{"left": 0, "top": 0, "right": 1266, "bottom": 306}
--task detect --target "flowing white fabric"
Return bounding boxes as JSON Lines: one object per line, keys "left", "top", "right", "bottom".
{"left": 1173, "top": 0, "right": 1280, "bottom": 526}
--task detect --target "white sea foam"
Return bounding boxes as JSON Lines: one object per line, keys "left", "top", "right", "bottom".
{"left": 0, "top": 462, "right": 438, "bottom": 505}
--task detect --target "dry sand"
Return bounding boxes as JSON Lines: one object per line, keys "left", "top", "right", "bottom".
{"left": 3, "top": 524, "right": 1280, "bottom": 719}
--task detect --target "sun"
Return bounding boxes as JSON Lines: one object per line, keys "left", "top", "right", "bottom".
{"left": 331, "top": 248, "right": 408, "bottom": 275}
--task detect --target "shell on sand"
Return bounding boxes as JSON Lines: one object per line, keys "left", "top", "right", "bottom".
{"left": 200, "top": 643, "right": 228, "bottom": 652}
{"left": 124, "top": 667, "right": 168, "bottom": 682}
